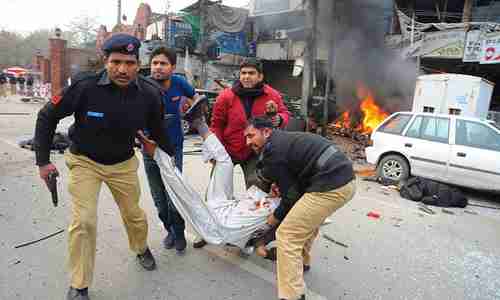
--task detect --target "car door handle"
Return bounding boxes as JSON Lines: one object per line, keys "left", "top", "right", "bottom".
{"left": 457, "top": 152, "right": 466, "bottom": 157}
{"left": 404, "top": 143, "right": 413, "bottom": 148}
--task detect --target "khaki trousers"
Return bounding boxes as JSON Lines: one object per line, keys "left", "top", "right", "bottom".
{"left": 65, "top": 152, "right": 148, "bottom": 289}
{"left": 276, "top": 180, "right": 356, "bottom": 300}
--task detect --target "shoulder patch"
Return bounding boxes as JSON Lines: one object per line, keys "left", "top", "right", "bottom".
{"left": 51, "top": 95, "right": 62, "bottom": 105}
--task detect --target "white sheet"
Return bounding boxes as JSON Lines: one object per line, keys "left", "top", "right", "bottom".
{"left": 153, "top": 134, "right": 279, "bottom": 248}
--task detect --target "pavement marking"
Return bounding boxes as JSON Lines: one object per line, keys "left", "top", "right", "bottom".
{"left": 185, "top": 233, "right": 328, "bottom": 300}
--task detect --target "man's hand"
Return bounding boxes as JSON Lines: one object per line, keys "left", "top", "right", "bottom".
{"left": 180, "top": 96, "right": 194, "bottom": 114}
{"left": 137, "top": 130, "right": 157, "bottom": 157}
{"left": 269, "top": 183, "right": 280, "bottom": 198}
{"left": 267, "top": 214, "right": 280, "bottom": 226}
{"left": 39, "top": 163, "right": 59, "bottom": 185}
{"left": 265, "top": 101, "right": 281, "bottom": 127}
{"left": 265, "top": 100, "right": 278, "bottom": 115}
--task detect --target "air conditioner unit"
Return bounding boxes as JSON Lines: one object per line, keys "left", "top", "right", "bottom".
{"left": 274, "top": 30, "right": 288, "bottom": 40}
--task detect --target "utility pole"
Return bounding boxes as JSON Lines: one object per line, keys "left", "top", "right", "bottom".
{"left": 322, "top": 0, "right": 336, "bottom": 137}
{"left": 462, "top": 0, "right": 473, "bottom": 29}
{"left": 117, "top": 0, "right": 122, "bottom": 25}
{"left": 199, "top": 0, "right": 208, "bottom": 89}
{"left": 301, "top": 0, "right": 318, "bottom": 129}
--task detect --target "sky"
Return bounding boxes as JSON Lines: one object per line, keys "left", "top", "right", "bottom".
{"left": 0, "top": 0, "right": 250, "bottom": 33}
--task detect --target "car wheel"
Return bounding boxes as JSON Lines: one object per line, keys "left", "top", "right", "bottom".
{"left": 182, "top": 120, "right": 191, "bottom": 135}
{"left": 376, "top": 154, "right": 409, "bottom": 182}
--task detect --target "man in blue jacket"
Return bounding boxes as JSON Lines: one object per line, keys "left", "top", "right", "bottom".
{"left": 144, "top": 46, "right": 196, "bottom": 253}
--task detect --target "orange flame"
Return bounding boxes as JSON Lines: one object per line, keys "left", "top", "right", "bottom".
{"left": 335, "top": 111, "right": 351, "bottom": 128}
{"left": 357, "top": 87, "right": 388, "bottom": 134}
{"left": 334, "top": 85, "right": 388, "bottom": 134}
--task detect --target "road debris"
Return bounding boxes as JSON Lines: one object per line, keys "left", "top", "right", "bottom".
{"left": 14, "top": 229, "right": 65, "bottom": 249}
{"left": 10, "top": 260, "right": 21, "bottom": 266}
{"left": 441, "top": 208, "right": 455, "bottom": 215}
{"left": 468, "top": 203, "right": 500, "bottom": 210}
{"left": 367, "top": 211, "right": 381, "bottom": 219}
{"left": 323, "top": 233, "right": 349, "bottom": 248}
{"left": 418, "top": 204, "right": 436, "bottom": 215}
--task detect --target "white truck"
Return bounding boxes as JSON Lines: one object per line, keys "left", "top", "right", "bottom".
{"left": 412, "top": 74, "right": 495, "bottom": 119}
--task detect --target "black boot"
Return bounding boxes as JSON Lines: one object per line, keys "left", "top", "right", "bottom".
{"left": 163, "top": 232, "right": 175, "bottom": 249}
{"left": 175, "top": 234, "right": 187, "bottom": 253}
{"left": 66, "top": 287, "right": 89, "bottom": 300}
{"left": 137, "top": 248, "right": 156, "bottom": 270}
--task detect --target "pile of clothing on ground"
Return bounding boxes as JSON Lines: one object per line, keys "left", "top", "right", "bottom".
{"left": 399, "top": 177, "right": 468, "bottom": 208}
{"left": 19, "top": 132, "right": 71, "bottom": 153}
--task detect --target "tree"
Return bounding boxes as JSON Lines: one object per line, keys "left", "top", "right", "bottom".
{"left": 66, "top": 14, "right": 99, "bottom": 48}
{"left": 0, "top": 30, "right": 24, "bottom": 66}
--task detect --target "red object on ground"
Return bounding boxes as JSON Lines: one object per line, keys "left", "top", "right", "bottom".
{"left": 367, "top": 211, "right": 381, "bottom": 219}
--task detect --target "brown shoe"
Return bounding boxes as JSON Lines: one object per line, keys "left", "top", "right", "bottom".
{"left": 193, "top": 239, "right": 207, "bottom": 249}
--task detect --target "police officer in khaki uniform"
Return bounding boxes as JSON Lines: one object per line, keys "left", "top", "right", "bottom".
{"left": 34, "top": 34, "right": 175, "bottom": 300}
{"left": 245, "top": 117, "right": 356, "bottom": 300}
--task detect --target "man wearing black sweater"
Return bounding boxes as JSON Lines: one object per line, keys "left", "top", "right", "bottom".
{"left": 244, "top": 117, "right": 356, "bottom": 300}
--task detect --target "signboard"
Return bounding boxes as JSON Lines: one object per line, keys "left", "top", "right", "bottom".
{"left": 463, "top": 30, "right": 483, "bottom": 62}
{"left": 480, "top": 31, "right": 500, "bottom": 64}
{"left": 421, "top": 30, "right": 466, "bottom": 59}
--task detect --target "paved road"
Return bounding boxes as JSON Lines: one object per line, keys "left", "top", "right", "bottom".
{"left": 1, "top": 96, "right": 500, "bottom": 300}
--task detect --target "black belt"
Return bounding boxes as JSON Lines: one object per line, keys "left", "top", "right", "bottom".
{"left": 316, "top": 146, "right": 338, "bottom": 170}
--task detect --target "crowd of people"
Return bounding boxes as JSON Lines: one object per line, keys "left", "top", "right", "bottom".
{"left": 0, "top": 72, "right": 35, "bottom": 97}
{"left": 34, "top": 33, "right": 357, "bottom": 300}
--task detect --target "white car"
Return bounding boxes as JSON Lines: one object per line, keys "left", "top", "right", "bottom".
{"left": 365, "top": 112, "right": 500, "bottom": 192}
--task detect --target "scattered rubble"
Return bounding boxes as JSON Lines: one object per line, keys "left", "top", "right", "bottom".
{"left": 14, "top": 229, "right": 64, "bottom": 249}
{"left": 418, "top": 204, "right": 436, "bottom": 215}
{"left": 322, "top": 233, "right": 349, "bottom": 248}
{"left": 328, "top": 134, "right": 369, "bottom": 164}
{"left": 442, "top": 209, "right": 455, "bottom": 215}
{"left": 367, "top": 211, "right": 381, "bottom": 219}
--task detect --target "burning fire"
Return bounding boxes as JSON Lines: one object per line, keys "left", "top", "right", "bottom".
{"left": 334, "top": 85, "right": 389, "bottom": 134}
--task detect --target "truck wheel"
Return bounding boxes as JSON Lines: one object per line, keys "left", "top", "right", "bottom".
{"left": 376, "top": 155, "right": 409, "bottom": 182}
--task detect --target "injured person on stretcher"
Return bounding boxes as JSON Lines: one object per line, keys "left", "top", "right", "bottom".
{"left": 137, "top": 110, "right": 279, "bottom": 260}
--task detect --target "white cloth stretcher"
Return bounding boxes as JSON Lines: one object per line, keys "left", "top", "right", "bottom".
{"left": 153, "top": 134, "right": 280, "bottom": 248}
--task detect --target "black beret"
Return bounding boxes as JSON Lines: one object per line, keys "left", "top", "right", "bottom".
{"left": 102, "top": 34, "right": 141, "bottom": 57}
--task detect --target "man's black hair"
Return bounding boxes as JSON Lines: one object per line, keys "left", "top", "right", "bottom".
{"left": 248, "top": 116, "right": 274, "bottom": 129}
{"left": 150, "top": 46, "right": 177, "bottom": 66}
{"left": 240, "top": 58, "right": 263, "bottom": 74}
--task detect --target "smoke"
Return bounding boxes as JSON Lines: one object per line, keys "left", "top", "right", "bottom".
{"left": 315, "top": 0, "right": 416, "bottom": 113}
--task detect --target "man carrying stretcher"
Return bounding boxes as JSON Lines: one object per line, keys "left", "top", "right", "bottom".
{"left": 137, "top": 97, "right": 278, "bottom": 258}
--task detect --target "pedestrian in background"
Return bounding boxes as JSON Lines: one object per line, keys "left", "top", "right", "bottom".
{"left": 0, "top": 73, "right": 7, "bottom": 98}
{"left": 9, "top": 75, "right": 16, "bottom": 95}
